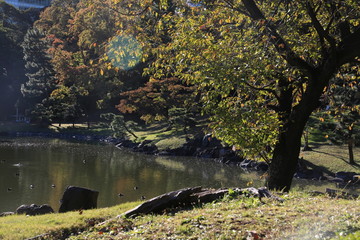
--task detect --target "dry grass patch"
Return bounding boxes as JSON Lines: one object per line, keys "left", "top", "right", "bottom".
{"left": 67, "top": 191, "right": 360, "bottom": 240}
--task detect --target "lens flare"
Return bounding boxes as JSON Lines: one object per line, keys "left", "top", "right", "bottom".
{"left": 106, "top": 34, "right": 142, "bottom": 70}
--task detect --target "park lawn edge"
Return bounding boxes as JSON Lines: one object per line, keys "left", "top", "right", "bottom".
{"left": 1, "top": 190, "right": 359, "bottom": 240}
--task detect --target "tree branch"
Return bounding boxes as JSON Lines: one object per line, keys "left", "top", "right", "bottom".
{"left": 221, "top": 0, "right": 250, "bottom": 17}
{"left": 240, "top": 0, "right": 314, "bottom": 74}
{"left": 305, "top": 2, "right": 336, "bottom": 49}
{"left": 108, "top": 4, "right": 150, "bottom": 17}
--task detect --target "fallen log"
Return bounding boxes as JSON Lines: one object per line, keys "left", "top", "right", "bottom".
{"left": 122, "top": 186, "right": 203, "bottom": 218}
{"left": 122, "top": 186, "right": 283, "bottom": 218}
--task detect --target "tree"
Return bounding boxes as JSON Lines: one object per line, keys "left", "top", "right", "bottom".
{"left": 148, "top": 0, "right": 360, "bottom": 191}
{"left": 0, "top": 2, "right": 38, "bottom": 120}
{"left": 34, "top": 0, "right": 131, "bottom": 118}
{"left": 47, "top": 86, "right": 83, "bottom": 126}
{"left": 326, "top": 65, "right": 360, "bottom": 164}
{"left": 117, "top": 77, "right": 197, "bottom": 123}
{"left": 100, "top": 113, "right": 138, "bottom": 139}
{"left": 21, "top": 27, "right": 56, "bottom": 115}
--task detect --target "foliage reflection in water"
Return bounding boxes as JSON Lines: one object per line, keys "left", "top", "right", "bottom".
{"left": 0, "top": 137, "right": 355, "bottom": 213}
{"left": 0, "top": 137, "right": 263, "bottom": 213}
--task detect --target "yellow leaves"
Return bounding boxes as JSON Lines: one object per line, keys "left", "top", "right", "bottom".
{"left": 259, "top": 20, "right": 266, "bottom": 26}
{"left": 100, "top": 69, "right": 104, "bottom": 76}
{"left": 246, "top": 181, "right": 253, "bottom": 186}
{"left": 265, "top": 64, "right": 274, "bottom": 71}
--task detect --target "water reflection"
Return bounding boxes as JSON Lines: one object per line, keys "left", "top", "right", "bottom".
{"left": 0, "top": 137, "right": 265, "bottom": 213}
{"left": 0, "top": 137, "right": 357, "bottom": 213}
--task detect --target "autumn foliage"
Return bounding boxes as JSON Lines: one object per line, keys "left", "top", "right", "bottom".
{"left": 117, "top": 77, "right": 196, "bottom": 122}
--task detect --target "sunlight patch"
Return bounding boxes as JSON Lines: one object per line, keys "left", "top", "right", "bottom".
{"left": 106, "top": 34, "right": 142, "bottom": 70}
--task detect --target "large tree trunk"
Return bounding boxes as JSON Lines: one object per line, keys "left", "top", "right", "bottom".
{"left": 267, "top": 71, "right": 332, "bottom": 191}
{"left": 267, "top": 121, "right": 305, "bottom": 191}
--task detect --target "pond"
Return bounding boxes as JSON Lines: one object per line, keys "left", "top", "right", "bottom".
{"left": 0, "top": 137, "right": 356, "bottom": 213}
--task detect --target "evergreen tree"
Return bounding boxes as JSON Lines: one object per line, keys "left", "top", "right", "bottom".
{"left": 21, "top": 27, "right": 56, "bottom": 122}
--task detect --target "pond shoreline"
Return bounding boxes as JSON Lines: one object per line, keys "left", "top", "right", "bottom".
{"left": 2, "top": 129, "right": 360, "bottom": 188}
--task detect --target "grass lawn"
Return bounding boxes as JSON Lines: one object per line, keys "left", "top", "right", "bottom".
{"left": 0, "top": 121, "right": 359, "bottom": 239}
{"left": 301, "top": 144, "right": 360, "bottom": 175}
{"left": 19, "top": 191, "right": 359, "bottom": 240}
{"left": 0, "top": 202, "right": 140, "bottom": 240}
{"left": 1, "top": 191, "right": 359, "bottom": 240}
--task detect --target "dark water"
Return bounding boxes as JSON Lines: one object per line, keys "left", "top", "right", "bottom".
{"left": 0, "top": 137, "right": 265, "bottom": 213}
{"left": 0, "top": 137, "right": 356, "bottom": 213}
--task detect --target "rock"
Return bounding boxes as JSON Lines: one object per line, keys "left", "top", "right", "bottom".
{"left": 240, "top": 159, "right": 258, "bottom": 169}
{"left": 201, "top": 134, "right": 222, "bottom": 148}
{"left": 325, "top": 188, "right": 359, "bottom": 199}
{"left": 115, "top": 140, "right": 137, "bottom": 149}
{"left": 202, "top": 134, "right": 212, "bottom": 147}
{"left": 59, "top": 186, "right": 99, "bottom": 213}
{"left": 294, "top": 158, "right": 325, "bottom": 180}
{"left": 353, "top": 175, "right": 360, "bottom": 182}
{"left": 15, "top": 204, "right": 54, "bottom": 216}
{"left": 335, "top": 171, "right": 358, "bottom": 182}
{"left": 133, "top": 140, "right": 158, "bottom": 154}
{"left": 329, "top": 177, "right": 345, "bottom": 183}
{"left": 0, "top": 212, "right": 14, "bottom": 217}
{"left": 137, "top": 140, "right": 153, "bottom": 148}
{"left": 255, "top": 162, "right": 269, "bottom": 171}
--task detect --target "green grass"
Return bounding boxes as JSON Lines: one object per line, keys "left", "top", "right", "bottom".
{"left": 301, "top": 144, "right": 360, "bottom": 174}
{"left": 1, "top": 191, "right": 359, "bottom": 239}
{"left": 0, "top": 122, "right": 112, "bottom": 136}
{"left": 64, "top": 191, "right": 360, "bottom": 240}
{"left": 0, "top": 122, "right": 360, "bottom": 239}
{"left": 0, "top": 201, "right": 140, "bottom": 240}
{"left": 0, "top": 121, "right": 200, "bottom": 150}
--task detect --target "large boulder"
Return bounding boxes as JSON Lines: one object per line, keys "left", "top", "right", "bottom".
{"left": 16, "top": 204, "right": 54, "bottom": 216}
{"left": 59, "top": 186, "right": 99, "bottom": 213}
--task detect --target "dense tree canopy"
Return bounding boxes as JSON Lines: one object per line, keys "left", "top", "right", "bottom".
{"left": 3, "top": 0, "right": 360, "bottom": 191}
{"left": 117, "top": 77, "right": 196, "bottom": 122}
{"left": 0, "top": 3, "right": 39, "bottom": 120}
{"left": 33, "top": 0, "right": 147, "bottom": 122}
{"left": 145, "top": 0, "right": 360, "bottom": 190}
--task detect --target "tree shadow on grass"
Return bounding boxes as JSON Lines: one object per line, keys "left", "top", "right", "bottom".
{"left": 300, "top": 158, "right": 336, "bottom": 177}
{"left": 310, "top": 148, "right": 360, "bottom": 170}
{"left": 303, "top": 143, "right": 360, "bottom": 169}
